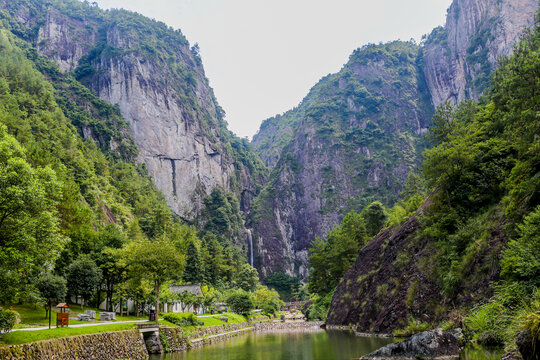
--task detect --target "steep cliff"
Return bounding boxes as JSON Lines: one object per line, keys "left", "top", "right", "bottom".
{"left": 327, "top": 13, "right": 539, "bottom": 332}
{"left": 423, "top": 0, "right": 538, "bottom": 105}
{"left": 250, "top": 0, "right": 537, "bottom": 278}
{"left": 0, "top": 0, "right": 266, "bottom": 222}
{"left": 326, "top": 199, "right": 503, "bottom": 331}
{"left": 249, "top": 41, "right": 433, "bottom": 278}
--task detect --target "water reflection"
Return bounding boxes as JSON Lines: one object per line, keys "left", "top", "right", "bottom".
{"left": 150, "top": 330, "right": 393, "bottom": 360}
{"left": 150, "top": 329, "right": 504, "bottom": 360}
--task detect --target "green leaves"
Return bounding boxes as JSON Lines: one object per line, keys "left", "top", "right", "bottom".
{"left": 501, "top": 206, "right": 540, "bottom": 285}
{"left": 0, "top": 124, "right": 65, "bottom": 303}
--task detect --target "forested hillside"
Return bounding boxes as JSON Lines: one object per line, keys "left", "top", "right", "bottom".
{"left": 249, "top": 0, "right": 537, "bottom": 280}
{"left": 0, "top": 0, "right": 267, "bottom": 223}
{"left": 324, "top": 17, "right": 539, "bottom": 351}
{"left": 0, "top": 0, "right": 274, "bottom": 318}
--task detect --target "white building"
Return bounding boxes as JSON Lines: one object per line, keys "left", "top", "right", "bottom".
{"left": 164, "top": 284, "right": 204, "bottom": 314}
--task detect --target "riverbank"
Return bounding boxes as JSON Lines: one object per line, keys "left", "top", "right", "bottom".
{"left": 0, "top": 320, "right": 326, "bottom": 359}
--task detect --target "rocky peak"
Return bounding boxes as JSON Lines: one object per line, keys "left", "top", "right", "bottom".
{"left": 0, "top": 0, "right": 264, "bottom": 221}
{"left": 423, "top": 0, "right": 538, "bottom": 106}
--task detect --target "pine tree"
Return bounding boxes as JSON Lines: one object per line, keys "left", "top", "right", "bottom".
{"left": 183, "top": 240, "right": 203, "bottom": 284}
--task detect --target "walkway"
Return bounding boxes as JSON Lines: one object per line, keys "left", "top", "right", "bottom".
{"left": 12, "top": 319, "right": 149, "bottom": 332}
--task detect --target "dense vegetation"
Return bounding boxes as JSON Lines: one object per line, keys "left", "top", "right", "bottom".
{"left": 0, "top": 0, "right": 278, "bottom": 327}
{"left": 318, "top": 17, "right": 539, "bottom": 351}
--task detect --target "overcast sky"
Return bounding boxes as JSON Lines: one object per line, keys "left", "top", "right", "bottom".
{"left": 93, "top": 0, "right": 452, "bottom": 139}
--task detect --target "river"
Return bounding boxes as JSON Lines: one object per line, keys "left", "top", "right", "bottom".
{"left": 150, "top": 329, "right": 393, "bottom": 360}
{"left": 149, "top": 329, "right": 504, "bottom": 360}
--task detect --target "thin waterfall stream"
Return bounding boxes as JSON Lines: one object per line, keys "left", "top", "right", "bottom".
{"left": 247, "top": 229, "right": 253, "bottom": 266}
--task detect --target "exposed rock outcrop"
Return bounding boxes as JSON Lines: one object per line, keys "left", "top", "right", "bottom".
{"left": 423, "top": 0, "right": 538, "bottom": 106}
{"left": 249, "top": 0, "right": 537, "bottom": 279}
{"left": 325, "top": 196, "right": 505, "bottom": 332}
{"left": 0, "top": 1, "right": 265, "bottom": 221}
{"left": 360, "top": 328, "right": 466, "bottom": 360}
{"left": 250, "top": 41, "right": 433, "bottom": 278}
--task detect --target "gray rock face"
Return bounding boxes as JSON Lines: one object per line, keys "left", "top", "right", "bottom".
{"left": 250, "top": 42, "right": 432, "bottom": 278}
{"left": 361, "top": 328, "right": 466, "bottom": 359}
{"left": 423, "top": 0, "right": 538, "bottom": 106}
{"left": 249, "top": 0, "right": 538, "bottom": 278}
{"left": 5, "top": 3, "right": 262, "bottom": 220}
{"left": 36, "top": 7, "right": 99, "bottom": 72}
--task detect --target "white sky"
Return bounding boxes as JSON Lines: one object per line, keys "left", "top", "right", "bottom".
{"left": 93, "top": 0, "right": 452, "bottom": 139}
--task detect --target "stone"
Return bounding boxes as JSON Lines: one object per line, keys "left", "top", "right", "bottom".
{"left": 502, "top": 349, "right": 524, "bottom": 360}
{"left": 85, "top": 310, "right": 96, "bottom": 319}
{"left": 516, "top": 330, "right": 539, "bottom": 360}
{"left": 99, "top": 312, "right": 116, "bottom": 321}
{"left": 77, "top": 314, "right": 91, "bottom": 321}
{"left": 360, "top": 328, "right": 466, "bottom": 359}
{"left": 218, "top": 316, "right": 228, "bottom": 323}
{"left": 143, "top": 332, "right": 163, "bottom": 354}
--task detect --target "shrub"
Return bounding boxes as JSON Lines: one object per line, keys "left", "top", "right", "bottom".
{"left": 162, "top": 313, "right": 203, "bottom": 327}
{"left": 464, "top": 301, "right": 507, "bottom": 346}
{"left": 0, "top": 308, "right": 18, "bottom": 335}
{"left": 393, "top": 316, "right": 430, "bottom": 337}
{"left": 227, "top": 290, "right": 254, "bottom": 317}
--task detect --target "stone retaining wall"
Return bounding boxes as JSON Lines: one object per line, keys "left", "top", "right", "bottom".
{"left": 254, "top": 321, "right": 324, "bottom": 332}
{"left": 190, "top": 327, "right": 252, "bottom": 349}
{"left": 160, "top": 322, "right": 251, "bottom": 352}
{"left": 0, "top": 329, "right": 147, "bottom": 360}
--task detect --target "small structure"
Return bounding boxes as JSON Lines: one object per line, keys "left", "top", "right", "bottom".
{"left": 77, "top": 314, "right": 91, "bottom": 321}
{"left": 85, "top": 310, "right": 96, "bottom": 319}
{"left": 281, "top": 301, "right": 309, "bottom": 312}
{"left": 56, "top": 303, "right": 69, "bottom": 327}
{"left": 99, "top": 312, "right": 116, "bottom": 321}
{"left": 166, "top": 284, "right": 204, "bottom": 314}
{"left": 216, "top": 302, "right": 229, "bottom": 312}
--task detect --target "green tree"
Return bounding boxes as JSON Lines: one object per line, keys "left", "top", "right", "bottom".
{"left": 308, "top": 211, "right": 367, "bottom": 297}
{"left": 183, "top": 240, "right": 203, "bottom": 284}
{"left": 237, "top": 264, "right": 259, "bottom": 292}
{"left": 119, "top": 237, "right": 184, "bottom": 322}
{"left": 501, "top": 206, "right": 540, "bottom": 287}
{"left": 66, "top": 255, "right": 102, "bottom": 311}
{"left": 201, "top": 285, "right": 220, "bottom": 313}
{"left": 360, "top": 201, "right": 387, "bottom": 237}
{"left": 35, "top": 274, "right": 67, "bottom": 329}
{"left": 0, "top": 124, "right": 65, "bottom": 303}
{"left": 254, "top": 286, "right": 283, "bottom": 316}
{"left": 226, "top": 290, "right": 254, "bottom": 317}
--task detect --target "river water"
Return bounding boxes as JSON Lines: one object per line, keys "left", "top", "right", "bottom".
{"left": 150, "top": 330, "right": 393, "bottom": 360}
{"left": 149, "top": 329, "right": 504, "bottom": 360}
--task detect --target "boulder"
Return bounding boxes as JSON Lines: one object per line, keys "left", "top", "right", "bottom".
{"left": 361, "top": 328, "right": 466, "bottom": 359}
{"left": 517, "top": 330, "right": 539, "bottom": 360}
{"left": 76, "top": 314, "right": 91, "bottom": 321}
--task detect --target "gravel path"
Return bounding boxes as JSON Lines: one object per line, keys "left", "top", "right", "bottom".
{"left": 12, "top": 319, "right": 149, "bottom": 332}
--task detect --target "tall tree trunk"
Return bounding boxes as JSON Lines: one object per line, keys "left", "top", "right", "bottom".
{"left": 155, "top": 282, "right": 160, "bottom": 323}
{"left": 48, "top": 301, "right": 52, "bottom": 329}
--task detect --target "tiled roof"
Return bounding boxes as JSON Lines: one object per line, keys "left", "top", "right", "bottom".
{"left": 169, "top": 284, "right": 202, "bottom": 295}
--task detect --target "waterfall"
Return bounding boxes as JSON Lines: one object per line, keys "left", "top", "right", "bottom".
{"left": 247, "top": 229, "right": 254, "bottom": 267}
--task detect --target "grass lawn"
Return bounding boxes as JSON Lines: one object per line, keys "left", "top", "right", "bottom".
{"left": 1, "top": 323, "right": 140, "bottom": 345}
{"left": 11, "top": 305, "right": 56, "bottom": 328}
{"left": 2, "top": 310, "right": 248, "bottom": 346}
{"left": 10, "top": 304, "right": 148, "bottom": 331}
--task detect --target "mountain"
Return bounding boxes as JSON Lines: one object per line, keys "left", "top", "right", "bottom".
{"left": 249, "top": 41, "right": 433, "bottom": 278}
{"left": 423, "top": 0, "right": 538, "bottom": 106}
{"left": 327, "top": 13, "right": 539, "bottom": 335}
{"left": 250, "top": 0, "right": 538, "bottom": 279}
{"left": 0, "top": 0, "right": 266, "bottom": 223}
